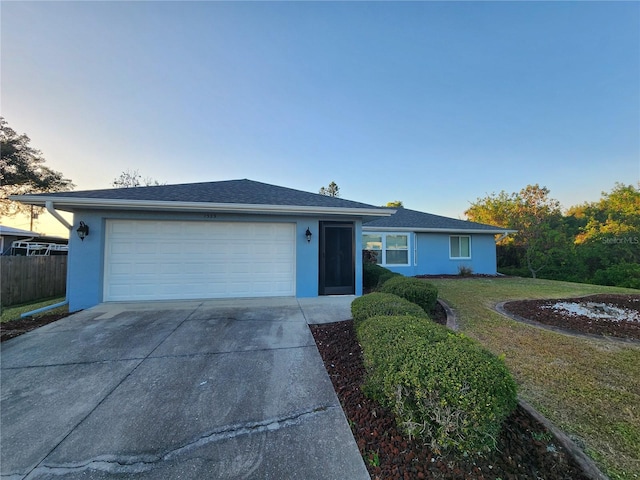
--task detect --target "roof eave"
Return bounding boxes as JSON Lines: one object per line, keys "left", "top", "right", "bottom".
{"left": 10, "top": 195, "right": 395, "bottom": 218}
{"left": 363, "top": 226, "right": 517, "bottom": 234}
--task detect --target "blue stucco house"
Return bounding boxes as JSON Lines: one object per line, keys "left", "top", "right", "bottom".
{"left": 12, "top": 180, "right": 511, "bottom": 311}
{"left": 13, "top": 180, "right": 393, "bottom": 311}
{"left": 363, "top": 207, "right": 513, "bottom": 276}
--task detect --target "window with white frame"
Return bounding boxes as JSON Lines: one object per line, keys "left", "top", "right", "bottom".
{"left": 450, "top": 235, "right": 471, "bottom": 259}
{"left": 363, "top": 233, "right": 410, "bottom": 265}
{"left": 363, "top": 234, "right": 382, "bottom": 263}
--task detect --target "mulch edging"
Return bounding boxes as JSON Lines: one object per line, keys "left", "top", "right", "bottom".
{"left": 518, "top": 400, "right": 609, "bottom": 480}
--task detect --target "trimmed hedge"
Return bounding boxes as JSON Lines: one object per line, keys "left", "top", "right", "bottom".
{"left": 351, "top": 292, "right": 429, "bottom": 328}
{"left": 356, "top": 315, "right": 518, "bottom": 455}
{"left": 380, "top": 276, "right": 439, "bottom": 313}
{"left": 377, "top": 271, "right": 401, "bottom": 287}
{"left": 363, "top": 263, "right": 401, "bottom": 289}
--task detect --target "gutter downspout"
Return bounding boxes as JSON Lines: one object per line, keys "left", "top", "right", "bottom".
{"left": 45, "top": 201, "right": 72, "bottom": 230}
{"left": 21, "top": 202, "right": 72, "bottom": 318}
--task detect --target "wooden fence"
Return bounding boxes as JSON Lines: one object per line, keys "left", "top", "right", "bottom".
{"left": 1, "top": 256, "right": 67, "bottom": 307}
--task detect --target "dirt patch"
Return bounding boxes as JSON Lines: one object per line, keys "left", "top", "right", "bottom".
{"left": 502, "top": 294, "right": 640, "bottom": 340}
{"left": 430, "top": 301, "right": 448, "bottom": 326}
{"left": 311, "top": 320, "right": 592, "bottom": 480}
{"left": 0, "top": 313, "right": 69, "bottom": 342}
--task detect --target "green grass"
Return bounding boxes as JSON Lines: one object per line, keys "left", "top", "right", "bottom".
{"left": 427, "top": 277, "right": 639, "bottom": 480}
{"left": 1, "top": 296, "right": 68, "bottom": 323}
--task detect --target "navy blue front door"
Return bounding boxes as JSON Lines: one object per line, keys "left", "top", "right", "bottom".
{"left": 319, "top": 222, "right": 355, "bottom": 295}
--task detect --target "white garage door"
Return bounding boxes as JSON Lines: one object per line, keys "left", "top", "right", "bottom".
{"left": 104, "top": 220, "right": 296, "bottom": 301}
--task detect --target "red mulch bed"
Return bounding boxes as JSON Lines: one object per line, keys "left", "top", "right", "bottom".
{"left": 310, "top": 320, "right": 591, "bottom": 480}
{"left": 502, "top": 294, "right": 640, "bottom": 340}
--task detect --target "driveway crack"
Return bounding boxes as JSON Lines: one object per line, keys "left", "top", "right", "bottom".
{"left": 27, "top": 405, "right": 338, "bottom": 477}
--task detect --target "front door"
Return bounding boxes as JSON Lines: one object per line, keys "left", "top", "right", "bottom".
{"left": 319, "top": 222, "right": 355, "bottom": 295}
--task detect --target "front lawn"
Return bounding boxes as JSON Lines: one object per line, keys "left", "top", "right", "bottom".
{"left": 428, "top": 277, "right": 639, "bottom": 480}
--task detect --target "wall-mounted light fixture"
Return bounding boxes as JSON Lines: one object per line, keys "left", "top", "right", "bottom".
{"left": 305, "top": 227, "right": 312, "bottom": 243}
{"left": 76, "top": 221, "right": 89, "bottom": 241}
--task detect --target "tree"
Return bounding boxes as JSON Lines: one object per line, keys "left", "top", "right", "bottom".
{"left": 319, "top": 181, "right": 340, "bottom": 197}
{"left": 385, "top": 200, "right": 404, "bottom": 207}
{"left": 566, "top": 183, "right": 640, "bottom": 277}
{"left": 512, "top": 185, "right": 565, "bottom": 279}
{"left": 0, "top": 117, "right": 73, "bottom": 216}
{"left": 466, "top": 185, "right": 566, "bottom": 278}
{"left": 467, "top": 182, "right": 639, "bottom": 287}
{"left": 569, "top": 182, "right": 640, "bottom": 244}
{"left": 112, "top": 169, "right": 163, "bottom": 188}
{"left": 464, "top": 190, "right": 514, "bottom": 238}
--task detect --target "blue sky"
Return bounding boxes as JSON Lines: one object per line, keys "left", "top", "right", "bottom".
{"left": 2, "top": 1, "right": 639, "bottom": 219}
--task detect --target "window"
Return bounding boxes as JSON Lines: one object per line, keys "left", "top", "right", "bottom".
{"left": 450, "top": 236, "right": 471, "bottom": 259}
{"left": 363, "top": 234, "right": 382, "bottom": 264}
{"left": 386, "top": 235, "right": 408, "bottom": 264}
{"left": 363, "top": 233, "right": 410, "bottom": 265}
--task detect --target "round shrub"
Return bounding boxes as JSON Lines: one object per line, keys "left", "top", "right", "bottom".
{"left": 356, "top": 315, "right": 448, "bottom": 365}
{"left": 380, "top": 276, "right": 439, "bottom": 313}
{"left": 351, "top": 293, "right": 430, "bottom": 328}
{"left": 357, "top": 315, "right": 518, "bottom": 455}
{"left": 356, "top": 315, "right": 450, "bottom": 401}
{"left": 377, "top": 271, "right": 402, "bottom": 287}
{"left": 363, "top": 263, "right": 394, "bottom": 290}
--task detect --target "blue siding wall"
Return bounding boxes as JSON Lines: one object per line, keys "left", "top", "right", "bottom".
{"left": 66, "top": 210, "right": 362, "bottom": 311}
{"left": 67, "top": 210, "right": 105, "bottom": 311}
{"left": 373, "top": 232, "right": 497, "bottom": 277}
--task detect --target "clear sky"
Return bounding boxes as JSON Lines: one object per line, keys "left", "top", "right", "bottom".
{"left": 2, "top": 1, "right": 639, "bottom": 228}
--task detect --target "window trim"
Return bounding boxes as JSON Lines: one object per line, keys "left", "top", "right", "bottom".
{"left": 449, "top": 235, "right": 471, "bottom": 259}
{"left": 363, "top": 232, "right": 411, "bottom": 266}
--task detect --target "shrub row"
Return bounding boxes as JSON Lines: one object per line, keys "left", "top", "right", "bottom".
{"left": 351, "top": 292, "right": 429, "bottom": 328}
{"left": 363, "top": 262, "right": 401, "bottom": 290}
{"left": 356, "top": 314, "right": 518, "bottom": 455}
{"left": 379, "top": 275, "right": 439, "bottom": 313}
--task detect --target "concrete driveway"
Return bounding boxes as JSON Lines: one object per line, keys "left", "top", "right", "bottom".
{"left": 1, "top": 297, "right": 368, "bottom": 480}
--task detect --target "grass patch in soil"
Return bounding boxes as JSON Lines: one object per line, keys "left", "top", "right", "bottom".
{"left": 1, "top": 296, "right": 67, "bottom": 322}
{"left": 1, "top": 297, "right": 69, "bottom": 342}
{"left": 311, "top": 320, "right": 591, "bottom": 480}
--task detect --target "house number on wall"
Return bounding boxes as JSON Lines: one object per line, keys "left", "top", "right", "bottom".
{"left": 204, "top": 213, "right": 217, "bottom": 219}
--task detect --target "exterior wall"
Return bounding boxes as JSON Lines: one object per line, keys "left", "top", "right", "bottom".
{"left": 368, "top": 232, "right": 497, "bottom": 277}
{"left": 415, "top": 233, "right": 497, "bottom": 275}
{"left": 66, "top": 209, "right": 362, "bottom": 311}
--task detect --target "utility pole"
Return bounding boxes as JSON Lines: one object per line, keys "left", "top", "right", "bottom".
{"left": 29, "top": 205, "right": 39, "bottom": 231}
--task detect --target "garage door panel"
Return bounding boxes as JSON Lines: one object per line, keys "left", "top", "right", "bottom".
{"left": 104, "top": 220, "right": 296, "bottom": 301}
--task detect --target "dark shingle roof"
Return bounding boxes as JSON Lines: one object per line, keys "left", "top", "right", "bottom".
{"left": 364, "top": 207, "right": 511, "bottom": 233}
{"left": 17, "top": 179, "right": 384, "bottom": 211}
